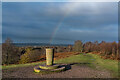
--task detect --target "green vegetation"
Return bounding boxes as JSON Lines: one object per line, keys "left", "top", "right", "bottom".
{"left": 19, "top": 47, "right": 42, "bottom": 64}
{"left": 2, "top": 61, "right": 45, "bottom": 69}
{"left": 2, "top": 53, "right": 118, "bottom": 77}
{"left": 55, "top": 53, "right": 118, "bottom": 77}
{"left": 2, "top": 38, "right": 119, "bottom": 66}
{"left": 89, "top": 53, "right": 118, "bottom": 77}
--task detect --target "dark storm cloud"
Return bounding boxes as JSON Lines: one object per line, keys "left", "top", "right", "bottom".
{"left": 2, "top": 2, "right": 118, "bottom": 44}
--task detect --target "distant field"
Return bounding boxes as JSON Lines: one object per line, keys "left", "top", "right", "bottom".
{"left": 2, "top": 53, "right": 118, "bottom": 77}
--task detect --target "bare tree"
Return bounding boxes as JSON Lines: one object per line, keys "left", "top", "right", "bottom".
{"left": 2, "top": 38, "right": 20, "bottom": 65}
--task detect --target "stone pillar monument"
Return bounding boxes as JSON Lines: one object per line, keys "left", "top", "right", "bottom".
{"left": 46, "top": 48, "right": 54, "bottom": 66}
{"left": 34, "top": 48, "right": 65, "bottom": 73}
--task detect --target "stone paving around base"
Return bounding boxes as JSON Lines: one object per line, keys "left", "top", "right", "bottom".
{"left": 2, "top": 64, "right": 112, "bottom": 78}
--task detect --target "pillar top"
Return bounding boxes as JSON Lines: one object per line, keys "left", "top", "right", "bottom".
{"left": 46, "top": 48, "right": 53, "bottom": 49}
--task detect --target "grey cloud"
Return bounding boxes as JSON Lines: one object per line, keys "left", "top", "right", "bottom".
{"left": 2, "top": 2, "right": 118, "bottom": 43}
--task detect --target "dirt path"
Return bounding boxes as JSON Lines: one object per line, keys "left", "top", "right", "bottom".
{"left": 2, "top": 64, "right": 112, "bottom": 78}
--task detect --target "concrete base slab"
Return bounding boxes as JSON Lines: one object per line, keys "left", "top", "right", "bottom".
{"left": 39, "top": 64, "right": 59, "bottom": 69}
{"left": 34, "top": 64, "right": 66, "bottom": 73}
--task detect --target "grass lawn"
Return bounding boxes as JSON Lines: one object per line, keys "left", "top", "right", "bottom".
{"left": 2, "top": 53, "right": 118, "bottom": 77}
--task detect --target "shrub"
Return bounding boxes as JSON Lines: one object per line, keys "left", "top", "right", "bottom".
{"left": 19, "top": 48, "right": 42, "bottom": 64}
{"left": 67, "top": 45, "right": 73, "bottom": 52}
{"left": 83, "top": 41, "right": 92, "bottom": 52}
{"left": 56, "top": 47, "right": 64, "bottom": 53}
{"left": 73, "top": 40, "right": 119, "bottom": 60}
{"left": 73, "top": 40, "right": 83, "bottom": 52}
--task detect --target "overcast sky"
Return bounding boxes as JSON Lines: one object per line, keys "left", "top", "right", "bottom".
{"left": 2, "top": 2, "right": 118, "bottom": 44}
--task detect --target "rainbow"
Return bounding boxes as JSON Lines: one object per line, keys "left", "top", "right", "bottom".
{"left": 49, "top": 3, "right": 77, "bottom": 44}
{"left": 49, "top": 12, "right": 69, "bottom": 44}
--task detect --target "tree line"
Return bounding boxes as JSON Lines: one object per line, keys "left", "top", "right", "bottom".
{"left": 2, "top": 38, "right": 120, "bottom": 65}
{"left": 73, "top": 40, "right": 119, "bottom": 60}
